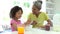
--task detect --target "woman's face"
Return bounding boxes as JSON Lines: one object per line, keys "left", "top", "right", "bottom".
{"left": 15, "top": 10, "right": 22, "bottom": 19}
{"left": 32, "top": 5, "right": 40, "bottom": 15}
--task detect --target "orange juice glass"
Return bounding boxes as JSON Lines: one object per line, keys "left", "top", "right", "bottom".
{"left": 17, "top": 26, "right": 24, "bottom": 34}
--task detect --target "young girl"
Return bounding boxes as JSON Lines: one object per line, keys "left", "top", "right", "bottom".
{"left": 10, "top": 6, "right": 23, "bottom": 31}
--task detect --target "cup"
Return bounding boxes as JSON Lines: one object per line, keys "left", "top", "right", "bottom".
{"left": 45, "top": 25, "right": 50, "bottom": 31}
{"left": 17, "top": 26, "right": 24, "bottom": 34}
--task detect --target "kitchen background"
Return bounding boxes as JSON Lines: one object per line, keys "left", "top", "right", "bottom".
{"left": 0, "top": 0, "right": 60, "bottom": 32}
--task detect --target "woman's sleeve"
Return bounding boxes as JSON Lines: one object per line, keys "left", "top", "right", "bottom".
{"left": 28, "top": 13, "right": 32, "bottom": 20}
{"left": 44, "top": 13, "right": 49, "bottom": 20}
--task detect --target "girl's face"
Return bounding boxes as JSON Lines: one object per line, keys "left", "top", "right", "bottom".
{"left": 15, "top": 10, "right": 22, "bottom": 19}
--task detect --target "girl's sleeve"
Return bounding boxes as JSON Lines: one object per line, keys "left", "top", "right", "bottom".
{"left": 10, "top": 20, "right": 16, "bottom": 25}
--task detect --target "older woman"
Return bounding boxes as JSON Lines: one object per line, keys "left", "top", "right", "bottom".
{"left": 24, "top": 0, "right": 53, "bottom": 29}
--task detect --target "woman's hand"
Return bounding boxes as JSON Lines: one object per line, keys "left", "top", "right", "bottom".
{"left": 31, "top": 21, "right": 37, "bottom": 25}
{"left": 45, "top": 24, "right": 50, "bottom": 31}
{"left": 20, "top": 24, "right": 26, "bottom": 27}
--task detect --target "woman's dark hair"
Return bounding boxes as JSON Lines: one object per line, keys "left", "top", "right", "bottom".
{"left": 10, "top": 6, "right": 23, "bottom": 18}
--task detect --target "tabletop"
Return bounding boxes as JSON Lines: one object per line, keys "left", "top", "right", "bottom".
{"left": 0, "top": 28, "right": 60, "bottom": 34}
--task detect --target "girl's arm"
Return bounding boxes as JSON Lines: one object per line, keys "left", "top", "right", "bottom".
{"left": 11, "top": 23, "right": 17, "bottom": 31}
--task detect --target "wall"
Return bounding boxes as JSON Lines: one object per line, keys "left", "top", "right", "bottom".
{"left": 54, "top": 0, "right": 60, "bottom": 14}
{"left": 0, "top": 0, "right": 46, "bottom": 25}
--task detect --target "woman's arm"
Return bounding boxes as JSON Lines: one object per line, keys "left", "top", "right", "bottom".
{"left": 24, "top": 19, "right": 31, "bottom": 26}
{"left": 47, "top": 19, "right": 53, "bottom": 27}
{"left": 38, "top": 19, "right": 53, "bottom": 28}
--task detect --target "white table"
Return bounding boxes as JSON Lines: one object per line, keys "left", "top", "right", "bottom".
{"left": 1, "top": 28, "right": 60, "bottom": 34}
